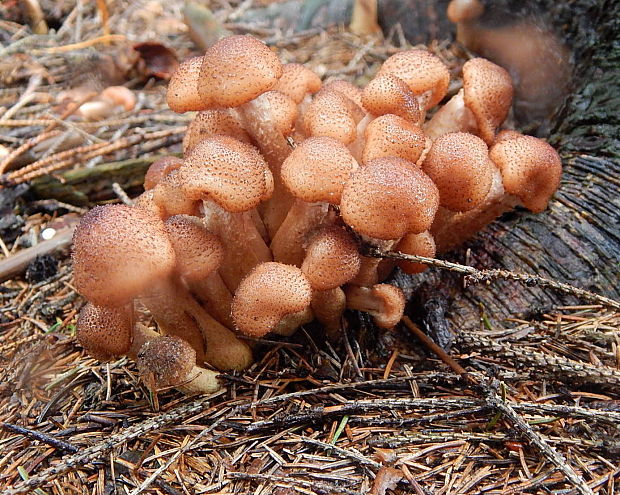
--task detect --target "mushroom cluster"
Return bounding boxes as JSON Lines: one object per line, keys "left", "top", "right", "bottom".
{"left": 72, "top": 35, "right": 561, "bottom": 394}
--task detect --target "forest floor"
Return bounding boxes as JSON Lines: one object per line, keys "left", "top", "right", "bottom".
{"left": 0, "top": 1, "right": 618, "bottom": 494}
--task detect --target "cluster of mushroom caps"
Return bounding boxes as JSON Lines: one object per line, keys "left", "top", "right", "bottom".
{"left": 72, "top": 35, "right": 561, "bottom": 395}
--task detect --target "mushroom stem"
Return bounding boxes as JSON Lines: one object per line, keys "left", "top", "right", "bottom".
{"left": 424, "top": 89, "right": 478, "bottom": 140}
{"left": 140, "top": 276, "right": 207, "bottom": 364}
{"left": 176, "top": 367, "right": 222, "bottom": 395}
{"left": 141, "top": 275, "right": 253, "bottom": 370}
{"left": 352, "top": 238, "right": 397, "bottom": 286}
{"left": 127, "top": 323, "right": 160, "bottom": 360}
{"left": 345, "top": 283, "right": 406, "bottom": 328}
{"left": 270, "top": 200, "right": 330, "bottom": 267}
{"left": 235, "top": 100, "right": 294, "bottom": 238}
{"left": 188, "top": 272, "right": 235, "bottom": 329}
{"left": 430, "top": 167, "right": 519, "bottom": 252}
{"left": 312, "top": 287, "right": 346, "bottom": 342}
{"left": 202, "top": 202, "right": 272, "bottom": 291}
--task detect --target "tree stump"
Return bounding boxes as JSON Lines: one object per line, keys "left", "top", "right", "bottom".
{"left": 388, "top": 0, "right": 619, "bottom": 332}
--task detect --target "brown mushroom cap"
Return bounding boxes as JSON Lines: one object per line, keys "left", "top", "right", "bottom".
{"left": 180, "top": 135, "right": 273, "bottom": 212}
{"left": 197, "top": 35, "right": 283, "bottom": 108}
{"left": 144, "top": 156, "right": 183, "bottom": 191}
{"left": 164, "top": 215, "right": 224, "bottom": 282}
{"left": 340, "top": 157, "right": 440, "bottom": 240}
{"left": 167, "top": 56, "right": 207, "bottom": 113}
{"left": 321, "top": 80, "right": 364, "bottom": 108}
{"left": 273, "top": 63, "right": 322, "bottom": 103}
{"left": 494, "top": 129, "right": 522, "bottom": 143}
{"left": 301, "top": 226, "right": 362, "bottom": 290}
{"left": 134, "top": 189, "right": 164, "bottom": 218}
{"left": 137, "top": 335, "right": 196, "bottom": 388}
{"left": 395, "top": 231, "right": 436, "bottom": 274}
{"left": 255, "top": 90, "right": 298, "bottom": 136}
{"left": 422, "top": 132, "right": 494, "bottom": 212}
{"left": 378, "top": 50, "right": 450, "bottom": 109}
{"left": 489, "top": 133, "right": 562, "bottom": 212}
{"left": 152, "top": 169, "right": 201, "bottom": 219}
{"left": 72, "top": 204, "right": 176, "bottom": 307}
{"left": 362, "top": 114, "right": 426, "bottom": 165}
{"left": 281, "top": 136, "right": 359, "bottom": 204}
{"left": 345, "top": 283, "right": 406, "bottom": 328}
{"left": 361, "top": 74, "right": 423, "bottom": 123}
{"left": 302, "top": 89, "right": 362, "bottom": 145}
{"left": 462, "top": 58, "right": 513, "bottom": 145}
{"left": 183, "top": 110, "right": 251, "bottom": 155}
{"left": 76, "top": 302, "right": 133, "bottom": 360}
{"left": 231, "top": 262, "right": 313, "bottom": 337}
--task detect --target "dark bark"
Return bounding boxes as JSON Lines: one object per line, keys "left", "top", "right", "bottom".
{"left": 393, "top": 0, "right": 620, "bottom": 330}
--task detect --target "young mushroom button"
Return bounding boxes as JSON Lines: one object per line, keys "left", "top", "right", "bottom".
{"left": 137, "top": 336, "right": 221, "bottom": 395}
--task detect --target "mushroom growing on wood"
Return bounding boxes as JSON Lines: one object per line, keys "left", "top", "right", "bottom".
{"left": 425, "top": 58, "right": 513, "bottom": 143}
{"left": 72, "top": 33, "right": 565, "bottom": 386}
{"left": 345, "top": 284, "right": 406, "bottom": 329}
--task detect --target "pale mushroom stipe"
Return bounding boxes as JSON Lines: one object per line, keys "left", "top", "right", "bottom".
{"left": 72, "top": 34, "right": 562, "bottom": 395}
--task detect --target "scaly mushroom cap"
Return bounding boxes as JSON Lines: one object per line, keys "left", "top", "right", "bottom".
{"left": 167, "top": 56, "right": 207, "bottom": 113}
{"left": 489, "top": 133, "right": 562, "bottom": 212}
{"left": 254, "top": 90, "right": 298, "bottom": 136}
{"left": 152, "top": 169, "right": 201, "bottom": 218}
{"left": 303, "top": 89, "right": 364, "bottom": 144}
{"left": 462, "top": 58, "right": 513, "bottom": 145}
{"left": 133, "top": 189, "right": 163, "bottom": 218}
{"left": 281, "top": 136, "right": 359, "bottom": 204}
{"left": 76, "top": 302, "right": 134, "bottom": 360}
{"left": 345, "top": 284, "right": 406, "bottom": 328}
{"left": 144, "top": 156, "right": 183, "bottom": 190}
{"left": 494, "top": 129, "right": 523, "bottom": 143}
{"left": 422, "top": 132, "right": 494, "bottom": 212}
{"left": 301, "top": 226, "right": 362, "bottom": 290}
{"left": 273, "top": 63, "right": 322, "bottom": 103}
{"left": 232, "top": 262, "right": 313, "bottom": 337}
{"left": 340, "top": 157, "right": 440, "bottom": 239}
{"left": 362, "top": 114, "right": 426, "bottom": 165}
{"left": 198, "top": 35, "right": 283, "bottom": 108}
{"left": 183, "top": 110, "right": 251, "bottom": 155}
{"left": 361, "top": 73, "right": 423, "bottom": 123}
{"left": 395, "top": 231, "right": 436, "bottom": 274}
{"left": 137, "top": 335, "right": 195, "bottom": 388}
{"left": 321, "top": 80, "right": 364, "bottom": 108}
{"left": 164, "top": 215, "right": 224, "bottom": 282}
{"left": 180, "top": 135, "right": 274, "bottom": 212}
{"left": 72, "top": 204, "right": 176, "bottom": 307}
{"left": 378, "top": 50, "right": 450, "bottom": 109}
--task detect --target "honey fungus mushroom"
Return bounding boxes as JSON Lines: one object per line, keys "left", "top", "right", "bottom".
{"left": 137, "top": 336, "right": 221, "bottom": 395}
{"left": 71, "top": 34, "right": 565, "bottom": 391}
{"left": 72, "top": 204, "right": 243, "bottom": 369}
{"left": 231, "top": 262, "right": 313, "bottom": 337}
{"left": 76, "top": 302, "right": 133, "bottom": 361}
